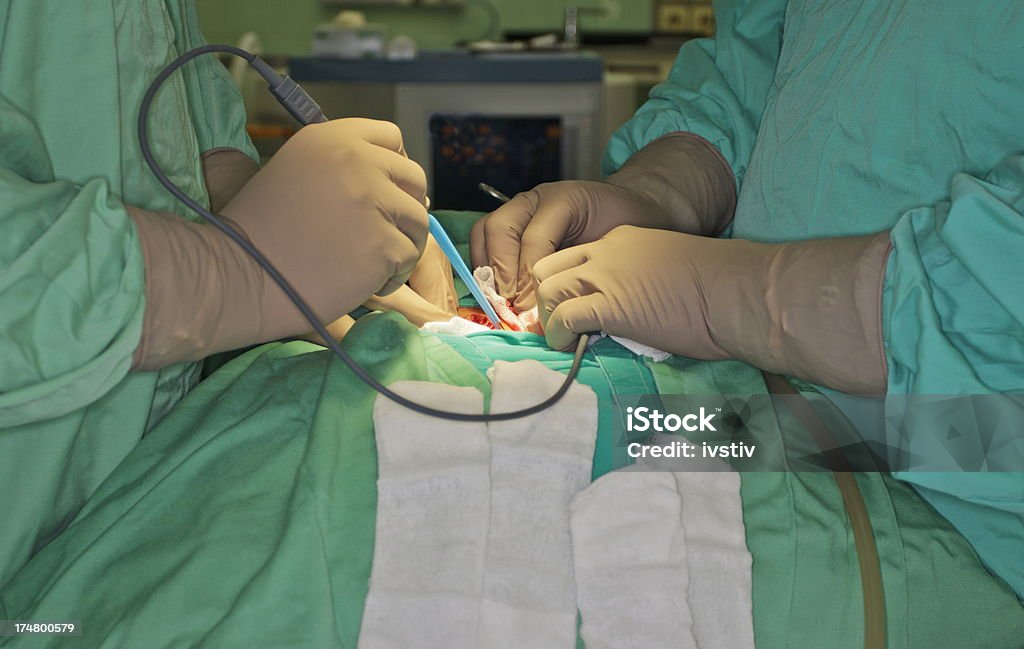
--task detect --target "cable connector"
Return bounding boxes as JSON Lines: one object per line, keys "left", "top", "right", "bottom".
{"left": 266, "top": 74, "right": 328, "bottom": 126}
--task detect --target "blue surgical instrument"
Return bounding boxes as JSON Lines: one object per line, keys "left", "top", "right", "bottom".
{"left": 428, "top": 214, "right": 503, "bottom": 329}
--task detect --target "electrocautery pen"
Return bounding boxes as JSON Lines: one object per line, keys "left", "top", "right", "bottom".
{"left": 428, "top": 214, "right": 503, "bottom": 329}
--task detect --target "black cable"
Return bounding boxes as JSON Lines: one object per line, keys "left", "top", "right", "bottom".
{"left": 138, "top": 44, "right": 589, "bottom": 422}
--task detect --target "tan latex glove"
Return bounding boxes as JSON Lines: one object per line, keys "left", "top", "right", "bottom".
{"left": 201, "top": 148, "right": 260, "bottom": 212}
{"left": 534, "top": 226, "right": 892, "bottom": 394}
{"left": 470, "top": 132, "right": 736, "bottom": 310}
{"left": 303, "top": 285, "right": 447, "bottom": 347}
{"left": 366, "top": 284, "right": 452, "bottom": 326}
{"left": 301, "top": 227, "right": 458, "bottom": 345}
{"left": 131, "top": 118, "right": 429, "bottom": 370}
{"left": 302, "top": 234, "right": 458, "bottom": 345}
{"left": 402, "top": 233, "right": 459, "bottom": 315}
{"left": 351, "top": 234, "right": 459, "bottom": 330}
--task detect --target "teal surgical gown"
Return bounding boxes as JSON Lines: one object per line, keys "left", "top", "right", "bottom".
{"left": 0, "top": 0, "right": 257, "bottom": 586}
{"left": 605, "top": 0, "right": 1024, "bottom": 598}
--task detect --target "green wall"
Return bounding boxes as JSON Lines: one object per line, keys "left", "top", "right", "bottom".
{"left": 196, "top": 0, "right": 654, "bottom": 55}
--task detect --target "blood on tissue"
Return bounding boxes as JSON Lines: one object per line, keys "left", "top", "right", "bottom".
{"left": 457, "top": 301, "right": 543, "bottom": 334}
{"left": 458, "top": 308, "right": 500, "bottom": 329}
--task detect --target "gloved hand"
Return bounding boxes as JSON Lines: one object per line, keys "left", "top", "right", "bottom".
{"left": 130, "top": 118, "right": 430, "bottom": 370}
{"left": 200, "top": 148, "right": 260, "bottom": 212}
{"left": 221, "top": 118, "right": 430, "bottom": 311}
{"left": 304, "top": 285, "right": 452, "bottom": 347}
{"left": 363, "top": 233, "right": 459, "bottom": 325}
{"left": 470, "top": 132, "right": 736, "bottom": 310}
{"left": 366, "top": 284, "right": 453, "bottom": 326}
{"left": 534, "top": 225, "right": 892, "bottom": 394}
{"left": 304, "top": 235, "right": 459, "bottom": 346}
{"left": 402, "top": 233, "right": 459, "bottom": 315}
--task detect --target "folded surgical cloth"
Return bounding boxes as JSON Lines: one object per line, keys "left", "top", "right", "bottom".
{"left": 361, "top": 362, "right": 598, "bottom": 649}
{"left": 571, "top": 465, "right": 754, "bottom": 649}
{"left": 421, "top": 316, "right": 492, "bottom": 336}
{"left": 473, "top": 266, "right": 542, "bottom": 333}
{"left": 590, "top": 333, "right": 672, "bottom": 363}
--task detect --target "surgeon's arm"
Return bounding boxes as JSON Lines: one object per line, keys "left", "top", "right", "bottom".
{"left": 129, "top": 118, "right": 431, "bottom": 370}
{"left": 534, "top": 225, "right": 891, "bottom": 394}
{"left": 604, "top": 0, "right": 787, "bottom": 183}
{"left": 533, "top": 153, "right": 1024, "bottom": 398}
{"left": 202, "top": 148, "right": 260, "bottom": 212}
{"left": 472, "top": 0, "right": 788, "bottom": 308}
{"left": 181, "top": 13, "right": 458, "bottom": 329}
{"left": 0, "top": 98, "right": 147, "bottom": 428}
{"left": 883, "top": 154, "right": 1024, "bottom": 599}
{"left": 0, "top": 12, "right": 265, "bottom": 428}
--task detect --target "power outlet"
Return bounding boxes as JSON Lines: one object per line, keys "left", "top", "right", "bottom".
{"left": 692, "top": 5, "right": 715, "bottom": 34}
{"left": 656, "top": 4, "right": 692, "bottom": 34}
{"left": 654, "top": 1, "right": 714, "bottom": 35}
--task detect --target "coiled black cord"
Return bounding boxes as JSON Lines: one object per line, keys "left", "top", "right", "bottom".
{"left": 138, "top": 44, "right": 589, "bottom": 422}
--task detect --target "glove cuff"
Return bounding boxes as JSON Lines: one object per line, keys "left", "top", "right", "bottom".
{"left": 201, "top": 148, "right": 260, "bottom": 213}
{"left": 707, "top": 232, "right": 892, "bottom": 393}
{"left": 128, "top": 206, "right": 266, "bottom": 370}
{"left": 607, "top": 132, "right": 737, "bottom": 236}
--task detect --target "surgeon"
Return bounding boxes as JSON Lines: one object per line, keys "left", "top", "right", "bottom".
{"left": 0, "top": 1, "right": 455, "bottom": 587}
{"left": 472, "top": 0, "right": 1024, "bottom": 597}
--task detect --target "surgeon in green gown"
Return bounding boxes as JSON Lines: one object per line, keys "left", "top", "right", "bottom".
{"left": 0, "top": 0, "right": 461, "bottom": 589}
{"left": 473, "top": 0, "right": 1024, "bottom": 600}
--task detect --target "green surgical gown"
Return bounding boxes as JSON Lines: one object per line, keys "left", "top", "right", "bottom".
{"left": 1, "top": 2, "right": 1021, "bottom": 646}
{"left": 0, "top": 0, "right": 257, "bottom": 586}
{"left": 2, "top": 313, "right": 1021, "bottom": 648}
{"left": 605, "top": 0, "right": 1024, "bottom": 598}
